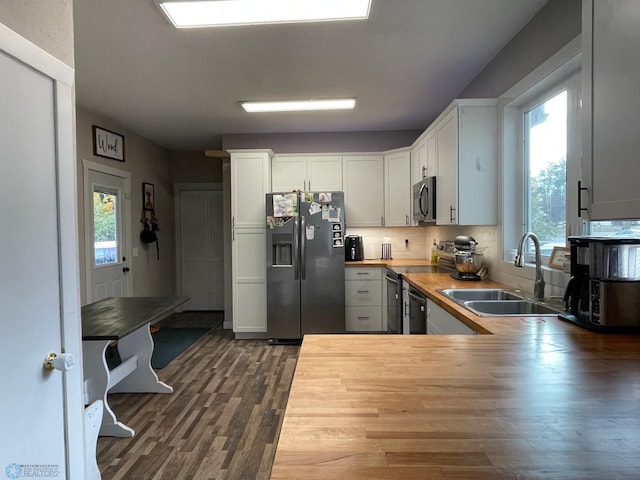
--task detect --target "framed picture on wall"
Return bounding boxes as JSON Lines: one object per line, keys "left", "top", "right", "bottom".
{"left": 92, "top": 125, "right": 125, "bottom": 161}
{"left": 142, "top": 182, "right": 155, "bottom": 211}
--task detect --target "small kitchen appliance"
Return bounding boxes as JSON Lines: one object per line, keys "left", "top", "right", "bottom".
{"left": 345, "top": 235, "right": 364, "bottom": 261}
{"left": 444, "top": 235, "right": 485, "bottom": 281}
{"left": 559, "top": 235, "right": 640, "bottom": 332}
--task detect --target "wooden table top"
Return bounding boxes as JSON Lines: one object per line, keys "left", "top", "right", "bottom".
{"left": 271, "top": 333, "right": 640, "bottom": 479}
{"left": 81, "top": 296, "right": 188, "bottom": 340}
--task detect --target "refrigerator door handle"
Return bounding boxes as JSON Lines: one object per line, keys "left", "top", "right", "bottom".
{"left": 294, "top": 216, "right": 299, "bottom": 280}
{"left": 301, "top": 215, "right": 306, "bottom": 280}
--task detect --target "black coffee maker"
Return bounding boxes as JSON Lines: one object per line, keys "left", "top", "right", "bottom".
{"left": 561, "top": 237, "right": 591, "bottom": 321}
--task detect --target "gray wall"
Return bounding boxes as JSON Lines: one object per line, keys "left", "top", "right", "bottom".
{"left": 0, "top": 1, "right": 74, "bottom": 67}
{"left": 222, "top": 130, "right": 422, "bottom": 153}
{"left": 76, "top": 107, "right": 176, "bottom": 304}
{"left": 171, "top": 151, "right": 223, "bottom": 184}
{"left": 459, "top": 0, "right": 581, "bottom": 98}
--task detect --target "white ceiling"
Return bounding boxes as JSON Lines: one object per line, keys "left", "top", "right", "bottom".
{"left": 73, "top": 0, "right": 548, "bottom": 151}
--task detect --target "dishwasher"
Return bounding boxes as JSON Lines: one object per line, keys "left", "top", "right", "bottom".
{"left": 385, "top": 264, "right": 450, "bottom": 334}
{"left": 407, "top": 286, "right": 427, "bottom": 334}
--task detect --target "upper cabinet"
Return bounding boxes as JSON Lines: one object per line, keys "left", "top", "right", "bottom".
{"left": 343, "top": 154, "right": 384, "bottom": 227}
{"left": 582, "top": 0, "right": 640, "bottom": 220}
{"left": 271, "top": 155, "right": 342, "bottom": 192}
{"left": 411, "top": 128, "right": 437, "bottom": 186}
{"left": 384, "top": 150, "right": 411, "bottom": 227}
{"left": 231, "top": 150, "right": 272, "bottom": 229}
{"left": 435, "top": 99, "right": 498, "bottom": 225}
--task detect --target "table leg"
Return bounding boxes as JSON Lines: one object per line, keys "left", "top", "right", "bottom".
{"left": 82, "top": 340, "right": 135, "bottom": 437}
{"left": 109, "top": 323, "right": 173, "bottom": 394}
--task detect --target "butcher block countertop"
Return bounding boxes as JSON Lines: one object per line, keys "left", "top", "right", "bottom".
{"left": 271, "top": 269, "right": 640, "bottom": 479}
{"left": 271, "top": 333, "right": 640, "bottom": 479}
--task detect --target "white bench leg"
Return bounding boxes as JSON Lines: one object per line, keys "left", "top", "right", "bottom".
{"left": 84, "top": 400, "right": 103, "bottom": 480}
{"left": 109, "top": 323, "right": 173, "bottom": 394}
{"left": 82, "top": 340, "right": 135, "bottom": 437}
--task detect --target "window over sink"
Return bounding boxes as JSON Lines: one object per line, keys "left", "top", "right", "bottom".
{"left": 500, "top": 39, "right": 581, "bottom": 265}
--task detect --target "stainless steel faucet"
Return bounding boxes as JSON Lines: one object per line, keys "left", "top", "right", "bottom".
{"left": 515, "top": 232, "right": 545, "bottom": 300}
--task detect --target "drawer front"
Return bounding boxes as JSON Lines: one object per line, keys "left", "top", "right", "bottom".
{"left": 345, "top": 267, "right": 382, "bottom": 281}
{"left": 345, "top": 307, "right": 383, "bottom": 332}
{"left": 345, "top": 280, "right": 382, "bottom": 306}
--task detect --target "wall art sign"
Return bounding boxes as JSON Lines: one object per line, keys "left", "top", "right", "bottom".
{"left": 92, "top": 125, "right": 125, "bottom": 161}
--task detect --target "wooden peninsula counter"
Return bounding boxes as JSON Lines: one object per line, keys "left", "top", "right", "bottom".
{"left": 270, "top": 274, "right": 640, "bottom": 479}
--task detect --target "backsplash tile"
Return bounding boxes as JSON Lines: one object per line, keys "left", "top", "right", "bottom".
{"left": 345, "top": 225, "right": 569, "bottom": 297}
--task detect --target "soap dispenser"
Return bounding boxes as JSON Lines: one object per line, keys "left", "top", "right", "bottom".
{"left": 431, "top": 239, "right": 438, "bottom": 265}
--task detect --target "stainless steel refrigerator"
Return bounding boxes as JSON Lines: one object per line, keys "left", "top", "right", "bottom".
{"left": 266, "top": 191, "right": 345, "bottom": 342}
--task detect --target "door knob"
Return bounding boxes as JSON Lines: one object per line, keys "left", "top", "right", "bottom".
{"left": 122, "top": 266, "right": 130, "bottom": 273}
{"left": 43, "top": 352, "right": 75, "bottom": 371}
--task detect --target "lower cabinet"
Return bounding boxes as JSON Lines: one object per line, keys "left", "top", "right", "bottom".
{"left": 232, "top": 229, "right": 267, "bottom": 335}
{"left": 427, "top": 298, "right": 476, "bottom": 335}
{"left": 345, "top": 267, "right": 383, "bottom": 332}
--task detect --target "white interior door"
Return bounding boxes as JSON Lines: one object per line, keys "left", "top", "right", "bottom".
{"left": 0, "top": 23, "right": 84, "bottom": 477}
{"left": 86, "top": 167, "right": 130, "bottom": 302}
{"left": 178, "top": 188, "right": 224, "bottom": 310}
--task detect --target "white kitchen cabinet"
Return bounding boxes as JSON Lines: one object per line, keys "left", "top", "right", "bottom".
{"left": 345, "top": 267, "right": 383, "bottom": 332}
{"left": 426, "top": 299, "right": 476, "bottom": 335}
{"left": 384, "top": 149, "right": 411, "bottom": 227}
{"left": 232, "top": 229, "right": 267, "bottom": 334}
{"left": 411, "top": 128, "right": 437, "bottom": 186}
{"left": 582, "top": 0, "right": 640, "bottom": 220}
{"left": 231, "top": 150, "right": 271, "bottom": 228}
{"left": 343, "top": 154, "right": 384, "bottom": 227}
{"left": 434, "top": 100, "right": 498, "bottom": 225}
{"left": 271, "top": 155, "right": 342, "bottom": 192}
{"left": 230, "top": 150, "right": 272, "bottom": 336}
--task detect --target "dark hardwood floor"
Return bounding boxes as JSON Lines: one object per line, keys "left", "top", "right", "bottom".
{"left": 96, "top": 311, "right": 299, "bottom": 480}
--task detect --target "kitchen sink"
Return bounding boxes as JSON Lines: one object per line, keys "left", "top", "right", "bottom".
{"left": 437, "top": 288, "right": 562, "bottom": 317}
{"left": 438, "top": 288, "right": 522, "bottom": 302}
{"left": 463, "top": 300, "right": 560, "bottom": 317}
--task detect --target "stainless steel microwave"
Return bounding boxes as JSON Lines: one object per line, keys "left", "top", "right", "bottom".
{"left": 412, "top": 176, "right": 436, "bottom": 224}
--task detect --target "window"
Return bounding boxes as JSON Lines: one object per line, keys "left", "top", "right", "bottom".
{"left": 523, "top": 89, "right": 568, "bottom": 256}
{"left": 93, "top": 190, "right": 119, "bottom": 265}
{"left": 500, "top": 45, "right": 581, "bottom": 266}
{"left": 501, "top": 40, "right": 640, "bottom": 279}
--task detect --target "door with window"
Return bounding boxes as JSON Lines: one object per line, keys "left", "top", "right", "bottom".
{"left": 86, "top": 168, "right": 130, "bottom": 302}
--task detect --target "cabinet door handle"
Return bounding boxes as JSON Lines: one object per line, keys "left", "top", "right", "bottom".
{"left": 381, "top": 215, "right": 384, "bottom": 226}
{"left": 578, "top": 180, "right": 588, "bottom": 218}
{"left": 308, "top": 179, "right": 311, "bottom": 191}
{"left": 357, "top": 290, "right": 370, "bottom": 294}
{"left": 357, "top": 272, "right": 370, "bottom": 275}
{"left": 357, "top": 316, "right": 370, "bottom": 320}
{"left": 449, "top": 205, "right": 456, "bottom": 223}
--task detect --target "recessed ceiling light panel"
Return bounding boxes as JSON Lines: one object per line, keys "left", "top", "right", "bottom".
{"left": 157, "top": 0, "right": 372, "bottom": 28}
{"left": 240, "top": 99, "right": 357, "bottom": 113}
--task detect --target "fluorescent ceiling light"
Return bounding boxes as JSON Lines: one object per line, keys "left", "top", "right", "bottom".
{"left": 240, "top": 99, "right": 356, "bottom": 113}
{"left": 157, "top": 0, "right": 371, "bottom": 28}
